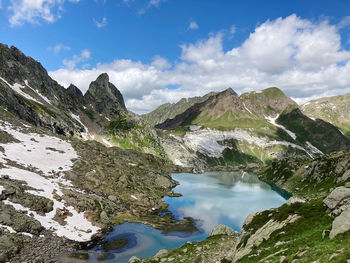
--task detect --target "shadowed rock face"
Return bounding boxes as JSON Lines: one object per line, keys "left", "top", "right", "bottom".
{"left": 0, "top": 44, "right": 84, "bottom": 135}
{"left": 155, "top": 88, "right": 245, "bottom": 129}
{"left": 66, "top": 84, "right": 84, "bottom": 105}
{"left": 83, "top": 73, "right": 127, "bottom": 118}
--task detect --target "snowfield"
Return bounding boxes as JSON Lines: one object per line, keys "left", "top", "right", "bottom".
{"left": 0, "top": 121, "right": 100, "bottom": 241}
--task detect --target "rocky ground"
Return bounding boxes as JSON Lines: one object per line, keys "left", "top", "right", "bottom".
{"left": 0, "top": 109, "right": 194, "bottom": 262}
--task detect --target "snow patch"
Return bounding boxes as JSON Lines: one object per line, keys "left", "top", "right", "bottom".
{"left": 0, "top": 224, "right": 16, "bottom": 233}
{"left": 102, "top": 138, "right": 112, "bottom": 147}
{"left": 0, "top": 185, "right": 4, "bottom": 194}
{"left": 306, "top": 141, "right": 323, "bottom": 155}
{"left": 243, "top": 102, "right": 253, "bottom": 115}
{"left": 0, "top": 121, "right": 100, "bottom": 241}
{"left": 130, "top": 195, "right": 138, "bottom": 200}
{"left": 0, "top": 77, "right": 42, "bottom": 104}
{"left": 189, "top": 125, "right": 201, "bottom": 131}
{"left": 24, "top": 80, "right": 52, "bottom": 105}
{"left": 70, "top": 113, "right": 88, "bottom": 133}
{"left": 266, "top": 115, "right": 297, "bottom": 140}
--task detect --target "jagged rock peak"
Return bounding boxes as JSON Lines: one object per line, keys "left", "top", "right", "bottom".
{"left": 83, "top": 72, "right": 127, "bottom": 117}
{"left": 66, "top": 84, "right": 84, "bottom": 104}
{"left": 220, "top": 87, "right": 238, "bottom": 97}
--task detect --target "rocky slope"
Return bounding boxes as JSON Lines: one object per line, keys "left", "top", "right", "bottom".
{"left": 139, "top": 151, "right": 350, "bottom": 263}
{"left": 141, "top": 92, "right": 217, "bottom": 126}
{"left": 0, "top": 43, "right": 165, "bottom": 157}
{"left": 0, "top": 106, "right": 195, "bottom": 262}
{"left": 0, "top": 44, "right": 191, "bottom": 262}
{"left": 155, "top": 88, "right": 350, "bottom": 171}
{"left": 301, "top": 93, "right": 350, "bottom": 137}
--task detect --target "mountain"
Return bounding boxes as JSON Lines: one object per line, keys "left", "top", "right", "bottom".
{"left": 0, "top": 44, "right": 192, "bottom": 261}
{"left": 0, "top": 44, "right": 166, "bottom": 157}
{"left": 83, "top": 72, "right": 127, "bottom": 118}
{"left": 301, "top": 93, "right": 350, "bottom": 137}
{"left": 0, "top": 44, "right": 84, "bottom": 136}
{"left": 141, "top": 92, "right": 217, "bottom": 126}
{"left": 155, "top": 87, "right": 350, "bottom": 170}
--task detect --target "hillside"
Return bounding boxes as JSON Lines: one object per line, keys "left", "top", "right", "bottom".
{"left": 301, "top": 93, "right": 350, "bottom": 137}
{"left": 0, "top": 44, "right": 166, "bottom": 158}
{"left": 155, "top": 87, "right": 350, "bottom": 170}
{"left": 142, "top": 92, "right": 217, "bottom": 126}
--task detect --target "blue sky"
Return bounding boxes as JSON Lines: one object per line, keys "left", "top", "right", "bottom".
{"left": 1, "top": 0, "right": 350, "bottom": 113}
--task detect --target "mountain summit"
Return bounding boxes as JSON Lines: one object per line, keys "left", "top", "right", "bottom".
{"left": 83, "top": 73, "right": 127, "bottom": 118}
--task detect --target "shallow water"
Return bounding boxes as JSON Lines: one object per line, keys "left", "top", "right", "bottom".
{"left": 88, "top": 171, "right": 287, "bottom": 262}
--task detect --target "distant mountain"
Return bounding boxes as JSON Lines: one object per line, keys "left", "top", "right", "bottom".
{"left": 301, "top": 93, "right": 350, "bottom": 137}
{"left": 141, "top": 92, "right": 217, "bottom": 126}
{"left": 156, "top": 87, "right": 350, "bottom": 170}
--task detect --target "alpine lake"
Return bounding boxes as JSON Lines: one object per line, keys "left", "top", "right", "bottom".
{"left": 85, "top": 171, "right": 289, "bottom": 262}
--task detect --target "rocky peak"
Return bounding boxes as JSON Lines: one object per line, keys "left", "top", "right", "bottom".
{"left": 83, "top": 73, "right": 127, "bottom": 118}
{"left": 66, "top": 84, "right": 84, "bottom": 105}
{"left": 219, "top": 87, "right": 238, "bottom": 97}
{"left": 240, "top": 87, "right": 297, "bottom": 117}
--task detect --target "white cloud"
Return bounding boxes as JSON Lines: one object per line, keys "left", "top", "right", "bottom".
{"left": 94, "top": 16, "right": 107, "bottom": 28}
{"left": 188, "top": 20, "right": 199, "bottom": 30}
{"left": 49, "top": 15, "right": 350, "bottom": 114}
{"left": 8, "top": 0, "right": 80, "bottom": 26}
{"left": 48, "top": 43, "right": 71, "bottom": 54}
{"left": 62, "top": 49, "right": 91, "bottom": 70}
{"left": 148, "top": 0, "right": 163, "bottom": 7}
{"left": 137, "top": 0, "right": 165, "bottom": 14}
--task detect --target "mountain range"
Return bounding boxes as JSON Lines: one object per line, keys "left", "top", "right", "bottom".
{"left": 1, "top": 43, "right": 350, "bottom": 262}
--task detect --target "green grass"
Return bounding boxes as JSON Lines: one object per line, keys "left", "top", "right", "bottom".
{"left": 239, "top": 199, "right": 350, "bottom": 263}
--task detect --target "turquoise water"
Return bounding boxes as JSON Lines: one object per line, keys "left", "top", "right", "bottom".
{"left": 88, "top": 171, "right": 287, "bottom": 262}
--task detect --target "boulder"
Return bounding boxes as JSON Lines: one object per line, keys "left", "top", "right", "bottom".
{"left": 287, "top": 197, "right": 306, "bottom": 205}
{"left": 336, "top": 170, "right": 350, "bottom": 183}
{"left": 155, "top": 176, "right": 171, "bottom": 189}
{"left": 155, "top": 249, "right": 168, "bottom": 257}
{"left": 323, "top": 187, "right": 350, "bottom": 210}
{"left": 209, "top": 224, "right": 238, "bottom": 236}
{"left": 330, "top": 207, "right": 350, "bottom": 239}
{"left": 128, "top": 256, "right": 140, "bottom": 263}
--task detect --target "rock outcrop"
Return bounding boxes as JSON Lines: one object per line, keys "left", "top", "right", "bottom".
{"left": 209, "top": 224, "right": 238, "bottom": 236}
{"left": 83, "top": 73, "right": 127, "bottom": 118}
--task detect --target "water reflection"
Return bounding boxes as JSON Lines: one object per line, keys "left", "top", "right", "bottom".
{"left": 164, "top": 171, "right": 286, "bottom": 233}
{"left": 87, "top": 171, "right": 287, "bottom": 262}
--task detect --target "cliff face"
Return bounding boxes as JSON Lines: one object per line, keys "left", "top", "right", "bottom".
{"left": 83, "top": 73, "right": 127, "bottom": 118}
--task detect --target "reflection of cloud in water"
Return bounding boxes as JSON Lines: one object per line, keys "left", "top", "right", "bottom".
{"left": 88, "top": 172, "right": 286, "bottom": 263}
{"left": 169, "top": 172, "right": 286, "bottom": 233}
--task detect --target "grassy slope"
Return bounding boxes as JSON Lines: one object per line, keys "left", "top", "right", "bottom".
{"left": 142, "top": 92, "right": 216, "bottom": 126}
{"left": 301, "top": 94, "right": 350, "bottom": 137}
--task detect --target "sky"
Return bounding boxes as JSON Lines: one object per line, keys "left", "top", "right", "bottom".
{"left": 1, "top": 0, "right": 350, "bottom": 114}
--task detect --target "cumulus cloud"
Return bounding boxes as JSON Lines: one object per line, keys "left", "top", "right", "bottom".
{"left": 48, "top": 43, "right": 71, "bottom": 54}
{"left": 8, "top": 0, "right": 80, "bottom": 26}
{"left": 94, "top": 16, "right": 107, "bottom": 28}
{"left": 188, "top": 20, "right": 199, "bottom": 30}
{"left": 49, "top": 14, "right": 350, "bottom": 114}
{"left": 62, "top": 49, "right": 91, "bottom": 70}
